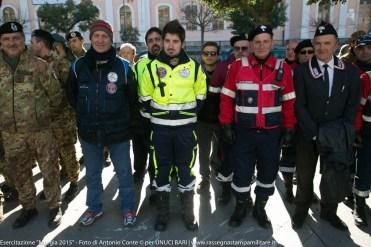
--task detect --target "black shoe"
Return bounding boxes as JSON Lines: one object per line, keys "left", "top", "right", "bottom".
{"left": 291, "top": 208, "right": 308, "bottom": 229}
{"left": 196, "top": 180, "right": 210, "bottom": 194}
{"left": 48, "top": 207, "right": 62, "bottom": 228}
{"left": 154, "top": 192, "right": 170, "bottom": 231}
{"left": 39, "top": 191, "right": 46, "bottom": 200}
{"left": 354, "top": 196, "right": 368, "bottom": 227}
{"left": 12, "top": 208, "right": 38, "bottom": 229}
{"left": 2, "top": 185, "right": 18, "bottom": 202}
{"left": 63, "top": 182, "right": 78, "bottom": 203}
{"left": 343, "top": 195, "right": 354, "bottom": 209}
{"left": 320, "top": 212, "right": 348, "bottom": 231}
{"left": 229, "top": 198, "right": 253, "bottom": 227}
{"left": 217, "top": 182, "right": 231, "bottom": 205}
{"left": 253, "top": 197, "right": 271, "bottom": 229}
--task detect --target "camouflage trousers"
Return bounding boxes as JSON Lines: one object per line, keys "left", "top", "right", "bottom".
{"left": 50, "top": 115, "right": 79, "bottom": 183}
{"left": 2, "top": 129, "right": 61, "bottom": 209}
{"left": 0, "top": 132, "right": 15, "bottom": 187}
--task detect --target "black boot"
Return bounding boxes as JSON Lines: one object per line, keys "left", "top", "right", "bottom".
{"left": 63, "top": 182, "right": 78, "bottom": 203}
{"left": 217, "top": 182, "right": 231, "bottom": 205}
{"left": 354, "top": 195, "right": 368, "bottom": 226}
{"left": 180, "top": 191, "right": 198, "bottom": 231}
{"left": 228, "top": 197, "right": 253, "bottom": 227}
{"left": 320, "top": 203, "right": 348, "bottom": 231}
{"left": 48, "top": 206, "right": 62, "bottom": 228}
{"left": 253, "top": 196, "right": 271, "bottom": 229}
{"left": 1, "top": 183, "right": 18, "bottom": 202}
{"left": 282, "top": 173, "right": 294, "bottom": 203}
{"left": 154, "top": 192, "right": 170, "bottom": 231}
{"left": 12, "top": 208, "right": 38, "bottom": 229}
{"left": 291, "top": 205, "right": 309, "bottom": 229}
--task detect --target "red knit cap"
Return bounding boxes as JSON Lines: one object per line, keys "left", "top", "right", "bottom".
{"left": 89, "top": 20, "right": 113, "bottom": 41}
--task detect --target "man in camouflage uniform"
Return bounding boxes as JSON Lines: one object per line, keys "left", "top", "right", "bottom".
{"left": 0, "top": 22, "right": 63, "bottom": 228}
{"left": 66, "top": 31, "right": 86, "bottom": 59}
{"left": 31, "top": 29, "right": 79, "bottom": 202}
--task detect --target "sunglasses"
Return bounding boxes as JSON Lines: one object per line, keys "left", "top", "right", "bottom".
{"left": 202, "top": 51, "right": 217, "bottom": 56}
{"left": 300, "top": 50, "right": 314, "bottom": 55}
{"left": 234, "top": 46, "right": 248, "bottom": 52}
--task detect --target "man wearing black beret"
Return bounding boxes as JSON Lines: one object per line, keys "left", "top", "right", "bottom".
{"left": 292, "top": 21, "right": 360, "bottom": 231}
{"left": 66, "top": 30, "right": 86, "bottom": 59}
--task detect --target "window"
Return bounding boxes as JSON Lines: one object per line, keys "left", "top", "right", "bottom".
{"left": 158, "top": 5, "right": 170, "bottom": 30}
{"left": 212, "top": 16, "right": 224, "bottom": 30}
{"left": 120, "top": 5, "right": 132, "bottom": 31}
{"left": 184, "top": 5, "right": 197, "bottom": 31}
{"left": 3, "top": 7, "right": 16, "bottom": 23}
{"left": 318, "top": 1, "right": 330, "bottom": 22}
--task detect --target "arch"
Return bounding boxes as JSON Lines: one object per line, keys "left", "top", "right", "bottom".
{"left": 156, "top": 3, "right": 172, "bottom": 30}
{"left": 118, "top": 4, "right": 134, "bottom": 32}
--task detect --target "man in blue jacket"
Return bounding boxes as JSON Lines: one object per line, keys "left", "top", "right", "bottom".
{"left": 67, "top": 20, "right": 138, "bottom": 227}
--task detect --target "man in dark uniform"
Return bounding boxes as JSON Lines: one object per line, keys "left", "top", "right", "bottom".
{"left": 292, "top": 22, "right": 360, "bottom": 231}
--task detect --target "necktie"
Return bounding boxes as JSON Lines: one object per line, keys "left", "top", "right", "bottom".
{"left": 323, "top": 64, "right": 330, "bottom": 97}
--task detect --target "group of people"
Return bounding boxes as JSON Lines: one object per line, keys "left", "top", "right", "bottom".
{"left": 0, "top": 17, "right": 370, "bottom": 235}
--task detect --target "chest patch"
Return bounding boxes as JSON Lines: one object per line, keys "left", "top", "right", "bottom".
{"left": 106, "top": 82, "right": 117, "bottom": 94}
{"left": 179, "top": 68, "right": 190, "bottom": 78}
{"left": 157, "top": 67, "right": 167, "bottom": 78}
{"left": 107, "top": 72, "right": 118, "bottom": 83}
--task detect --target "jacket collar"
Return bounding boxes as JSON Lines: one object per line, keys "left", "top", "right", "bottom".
{"left": 249, "top": 53, "right": 276, "bottom": 70}
{"left": 309, "top": 56, "right": 345, "bottom": 79}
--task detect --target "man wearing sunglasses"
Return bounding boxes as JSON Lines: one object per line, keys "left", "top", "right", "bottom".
{"left": 295, "top": 39, "right": 314, "bottom": 64}
{"left": 209, "top": 34, "right": 249, "bottom": 205}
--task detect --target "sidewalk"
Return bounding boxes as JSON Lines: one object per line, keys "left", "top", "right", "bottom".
{"left": 0, "top": 148, "right": 370, "bottom": 247}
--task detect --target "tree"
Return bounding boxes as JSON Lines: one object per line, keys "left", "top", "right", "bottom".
{"left": 37, "top": 0, "right": 99, "bottom": 34}
{"left": 228, "top": 0, "right": 287, "bottom": 35}
{"left": 180, "top": 0, "right": 221, "bottom": 45}
{"left": 121, "top": 26, "right": 140, "bottom": 45}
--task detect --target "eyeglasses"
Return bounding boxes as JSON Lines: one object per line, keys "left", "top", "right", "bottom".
{"left": 202, "top": 51, "right": 217, "bottom": 56}
{"left": 300, "top": 50, "right": 314, "bottom": 55}
{"left": 234, "top": 46, "right": 248, "bottom": 52}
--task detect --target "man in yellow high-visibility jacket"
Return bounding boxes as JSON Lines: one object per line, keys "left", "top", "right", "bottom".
{"left": 140, "top": 20, "right": 206, "bottom": 232}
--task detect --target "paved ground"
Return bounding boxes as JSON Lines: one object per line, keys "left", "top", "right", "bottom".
{"left": 0, "top": 143, "right": 371, "bottom": 247}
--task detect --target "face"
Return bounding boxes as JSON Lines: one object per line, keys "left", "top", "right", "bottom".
{"left": 163, "top": 33, "right": 182, "bottom": 57}
{"left": 146, "top": 31, "right": 162, "bottom": 56}
{"left": 286, "top": 41, "right": 298, "bottom": 61}
{"left": 297, "top": 47, "right": 314, "bottom": 64}
{"left": 313, "top": 34, "right": 338, "bottom": 63}
{"left": 91, "top": 31, "right": 112, "bottom": 53}
{"left": 354, "top": 45, "right": 371, "bottom": 64}
{"left": 119, "top": 46, "right": 135, "bottom": 63}
{"left": 30, "top": 36, "right": 42, "bottom": 56}
{"left": 53, "top": 43, "right": 66, "bottom": 58}
{"left": 0, "top": 32, "right": 25, "bottom": 58}
{"left": 233, "top": 40, "right": 249, "bottom": 59}
{"left": 252, "top": 33, "right": 273, "bottom": 60}
{"left": 201, "top": 45, "right": 218, "bottom": 66}
{"left": 68, "top": 37, "right": 84, "bottom": 54}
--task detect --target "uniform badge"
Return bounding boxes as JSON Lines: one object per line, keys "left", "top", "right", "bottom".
{"left": 318, "top": 26, "right": 325, "bottom": 34}
{"left": 179, "top": 68, "right": 190, "bottom": 78}
{"left": 106, "top": 82, "right": 117, "bottom": 94}
{"left": 260, "top": 25, "right": 267, "bottom": 32}
{"left": 107, "top": 72, "right": 118, "bottom": 83}
{"left": 313, "top": 68, "right": 319, "bottom": 76}
{"left": 71, "top": 32, "right": 76, "bottom": 38}
{"left": 157, "top": 67, "right": 167, "bottom": 78}
{"left": 11, "top": 23, "right": 18, "bottom": 31}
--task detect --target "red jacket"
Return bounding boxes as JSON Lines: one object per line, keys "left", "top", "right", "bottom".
{"left": 209, "top": 54, "right": 235, "bottom": 94}
{"left": 219, "top": 54, "right": 296, "bottom": 129}
{"left": 354, "top": 72, "right": 371, "bottom": 132}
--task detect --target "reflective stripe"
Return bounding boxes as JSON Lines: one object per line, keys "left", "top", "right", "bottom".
{"left": 279, "top": 167, "right": 296, "bottom": 173}
{"left": 151, "top": 116, "right": 197, "bottom": 126}
{"left": 208, "top": 86, "right": 221, "bottom": 93}
{"left": 151, "top": 101, "right": 196, "bottom": 111}
{"left": 262, "top": 106, "right": 282, "bottom": 114}
{"left": 263, "top": 84, "right": 281, "bottom": 91}
{"left": 196, "top": 94, "right": 206, "bottom": 100}
{"left": 231, "top": 182, "right": 251, "bottom": 193}
{"left": 140, "top": 111, "right": 151, "bottom": 119}
{"left": 235, "top": 106, "right": 259, "bottom": 114}
{"left": 221, "top": 87, "right": 236, "bottom": 98}
{"left": 236, "top": 83, "right": 259, "bottom": 90}
{"left": 154, "top": 182, "right": 172, "bottom": 192}
{"left": 360, "top": 97, "right": 367, "bottom": 106}
{"left": 353, "top": 188, "right": 369, "bottom": 197}
{"left": 216, "top": 172, "right": 233, "bottom": 182}
{"left": 282, "top": 92, "right": 296, "bottom": 101}
{"left": 178, "top": 179, "right": 196, "bottom": 193}
{"left": 241, "top": 56, "right": 249, "bottom": 67}
{"left": 362, "top": 115, "right": 371, "bottom": 123}
{"left": 139, "top": 95, "right": 152, "bottom": 102}
{"left": 256, "top": 180, "right": 275, "bottom": 188}
{"left": 275, "top": 59, "right": 283, "bottom": 70}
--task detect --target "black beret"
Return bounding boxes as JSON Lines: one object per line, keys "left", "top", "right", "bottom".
{"left": 314, "top": 21, "right": 338, "bottom": 38}
{"left": 52, "top": 33, "right": 66, "bottom": 45}
{"left": 66, "top": 31, "right": 82, "bottom": 41}
{"left": 230, "top": 34, "right": 249, "bottom": 47}
{"left": 355, "top": 34, "right": 371, "bottom": 48}
{"left": 249, "top": 24, "right": 273, "bottom": 41}
{"left": 294, "top": 39, "right": 313, "bottom": 54}
{"left": 32, "top": 29, "right": 54, "bottom": 44}
{"left": 0, "top": 21, "right": 23, "bottom": 36}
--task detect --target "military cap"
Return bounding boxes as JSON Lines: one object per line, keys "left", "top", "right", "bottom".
{"left": 0, "top": 21, "right": 23, "bottom": 36}
{"left": 294, "top": 39, "right": 313, "bottom": 54}
{"left": 314, "top": 21, "right": 338, "bottom": 38}
{"left": 66, "top": 31, "right": 82, "bottom": 41}
{"left": 52, "top": 33, "right": 66, "bottom": 45}
{"left": 32, "top": 29, "right": 54, "bottom": 44}
{"left": 248, "top": 24, "right": 273, "bottom": 41}
{"left": 230, "top": 34, "right": 249, "bottom": 47}
{"left": 355, "top": 34, "right": 371, "bottom": 48}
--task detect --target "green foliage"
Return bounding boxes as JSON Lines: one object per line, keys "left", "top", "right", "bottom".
{"left": 37, "top": 0, "right": 99, "bottom": 34}
{"left": 121, "top": 27, "right": 140, "bottom": 45}
{"left": 306, "top": 0, "right": 347, "bottom": 5}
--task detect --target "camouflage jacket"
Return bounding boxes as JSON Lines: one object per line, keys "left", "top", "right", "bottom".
{"left": 0, "top": 50, "right": 63, "bottom": 133}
